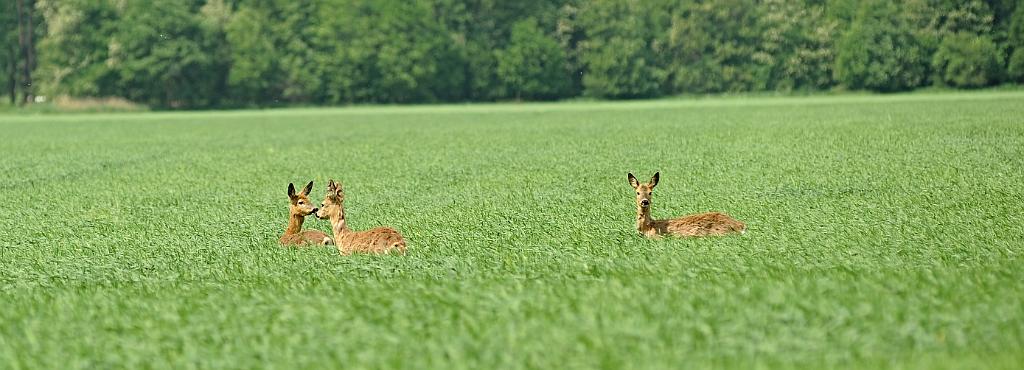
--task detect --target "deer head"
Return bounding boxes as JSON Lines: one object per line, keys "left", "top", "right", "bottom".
{"left": 287, "top": 181, "right": 318, "bottom": 217}
{"left": 628, "top": 172, "right": 659, "bottom": 210}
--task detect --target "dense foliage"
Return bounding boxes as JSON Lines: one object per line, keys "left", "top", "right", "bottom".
{"left": 4, "top": 0, "right": 1023, "bottom": 108}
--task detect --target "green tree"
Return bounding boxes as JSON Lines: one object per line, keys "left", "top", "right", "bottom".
{"left": 35, "top": 0, "right": 119, "bottom": 99}
{"left": 903, "top": 0, "right": 997, "bottom": 85}
{"left": 225, "top": 0, "right": 321, "bottom": 105}
{"left": 1010, "top": 50, "right": 1024, "bottom": 82}
{"left": 110, "top": 0, "right": 225, "bottom": 108}
{"left": 553, "top": 1, "right": 586, "bottom": 96}
{"left": 315, "top": 0, "right": 463, "bottom": 104}
{"left": 430, "top": 0, "right": 563, "bottom": 101}
{"left": 1008, "top": 4, "right": 1024, "bottom": 81}
{"left": 496, "top": 18, "right": 570, "bottom": 100}
{"left": 932, "top": 32, "right": 1003, "bottom": 88}
{"left": 1, "top": 0, "right": 18, "bottom": 104}
{"left": 760, "top": 0, "right": 837, "bottom": 90}
{"left": 229, "top": 0, "right": 465, "bottom": 105}
{"left": 579, "top": 0, "right": 667, "bottom": 98}
{"left": 665, "top": 0, "right": 769, "bottom": 93}
{"left": 15, "top": 0, "right": 38, "bottom": 104}
{"left": 20, "top": 0, "right": 1024, "bottom": 108}
{"left": 355, "top": 0, "right": 460, "bottom": 103}
{"left": 197, "top": 0, "right": 233, "bottom": 105}
{"left": 835, "top": 0, "right": 928, "bottom": 91}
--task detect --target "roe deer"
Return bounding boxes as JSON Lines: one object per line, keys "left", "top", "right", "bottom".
{"left": 628, "top": 172, "right": 746, "bottom": 238}
{"left": 315, "top": 179, "right": 407, "bottom": 255}
{"left": 279, "top": 181, "right": 333, "bottom": 246}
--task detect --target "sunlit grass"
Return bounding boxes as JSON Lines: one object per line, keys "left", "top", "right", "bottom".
{"left": 1, "top": 91, "right": 1022, "bottom": 369}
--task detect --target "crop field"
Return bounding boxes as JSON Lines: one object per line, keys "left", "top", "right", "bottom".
{"left": 1, "top": 91, "right": 1023, "bottom": 369}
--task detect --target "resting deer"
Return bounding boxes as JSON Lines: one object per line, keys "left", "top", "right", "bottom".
{"left": 315, "top": 179, "right": 407, "bottom": 255}
{"left": 279, "top": 181, "right": 333, "bottom": 246}
{"left": 628, "top": 172, "right": 746, "bottom": 238}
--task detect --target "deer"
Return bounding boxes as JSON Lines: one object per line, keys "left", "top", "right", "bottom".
{"left": 628, "top": 172, "right": 746, "bottom": 238}
{"left": 279, "top": 181, "right": 333, "bottom": 246}
{"left": 315, "top": 179, "right": 407, "bottom": 255}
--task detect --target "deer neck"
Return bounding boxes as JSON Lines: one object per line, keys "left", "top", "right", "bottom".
{"left": 285, "top": 213, "right": 305, "bottom": 235}
{"left": 329, "top": 209, "right": 351, "bottom": 237}
{"left": 636, "top": 205, "right": 654, "bottom": 232}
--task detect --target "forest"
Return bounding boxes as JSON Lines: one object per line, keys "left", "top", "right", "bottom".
{"left": 3, "top": 0, "right": 1024, "bottom": 108}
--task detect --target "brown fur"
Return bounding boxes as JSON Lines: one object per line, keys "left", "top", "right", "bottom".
{"left": 628, "top": 172, "right": 746, "bottom": 238}
{"left": 316, "top": 180, "right": 407, "bottom": 255}
{"left": 279, "top": 181, "right": 333, "bottom": 246}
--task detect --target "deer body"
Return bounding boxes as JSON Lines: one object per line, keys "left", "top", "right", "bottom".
{"left": 317, "top": 180, "right": 406, "bottom": 255}
{"left": 280, "top": 181, "right": 333, "bottom": 246}
{"left": 328, "top": 220, "right": 407, "bottom": 256}
{"left": 630, "top": 172, "right": 746, "bottom": 238}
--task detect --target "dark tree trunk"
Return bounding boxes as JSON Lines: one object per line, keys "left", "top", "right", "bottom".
{"left": 25, "top": 0, "right": 34, "bottom": 104}
{"left": 15, "top": 0, "right": 24, "bottom": 105}
{"left": 18, "top": 0, "right": 34, "bottom": 105}
{"left": 6, "top": 43, "right": 15, "bottom": 105}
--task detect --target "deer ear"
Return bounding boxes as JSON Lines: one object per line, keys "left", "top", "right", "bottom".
{"left": 650, "top": 172, "right": 660, "bottom": 188}
{"left": 302, "top": 181, "right": 314, "bottom": 196}
{"left": 287, "top": 183, "right": 296, "bottom": 198}
{"left": 628, "top": 173, "right": 639, "bottom": 188}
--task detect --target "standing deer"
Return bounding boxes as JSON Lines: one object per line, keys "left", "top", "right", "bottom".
{"left": 316, "top": 179, "right": 407, "bottom": 255}
{"left": 279, "top": 181, "right": 333, "bottom": 246}
{"left": 628, "top": 172, "right": 746, "bottom": 238}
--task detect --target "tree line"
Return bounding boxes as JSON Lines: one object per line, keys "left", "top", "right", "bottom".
{"left": 3, "top": 0, "right": 1024, "bottom": 109}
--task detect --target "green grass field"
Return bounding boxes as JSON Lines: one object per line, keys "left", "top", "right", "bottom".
{"left": 1, "top": 91, "right": 1023, "bottom": 369}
